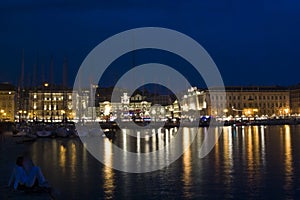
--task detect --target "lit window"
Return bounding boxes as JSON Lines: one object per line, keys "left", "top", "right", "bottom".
{"left": 34, "top": 94, "right": 37, "bottom": 99}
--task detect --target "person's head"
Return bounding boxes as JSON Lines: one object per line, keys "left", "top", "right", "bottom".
{"left": 22, "top": 154, "right": 35, "bottom": 172}
{"left": 16, "top": 156, "right": 24, "bottom": 166}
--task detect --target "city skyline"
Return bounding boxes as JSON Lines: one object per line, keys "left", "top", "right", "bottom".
{"left": 1, "top": 1, "right": 300, "bottom": 87}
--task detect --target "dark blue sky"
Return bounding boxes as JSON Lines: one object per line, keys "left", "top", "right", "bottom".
{"left": 0, "top": 0, "right": 300, "bottom": 87}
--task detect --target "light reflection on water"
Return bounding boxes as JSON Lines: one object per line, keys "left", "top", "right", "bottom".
{"left": 284, "top": 125, "right": 293, "bottom": 193}
{"left": 16, "top": 125, "right": 300, "bottom": 199}
{"left": 103, "top": 137, "right": 114, "bottom": 199}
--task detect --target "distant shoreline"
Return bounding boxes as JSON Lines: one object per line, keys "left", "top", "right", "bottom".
{"left": 1, "top": 119, "right": 300, "bottom": 134}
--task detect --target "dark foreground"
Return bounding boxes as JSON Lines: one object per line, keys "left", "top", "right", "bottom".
{"left": 0, "top": 132, "right": 54, "bottom": 199}
{"left": 1, "top": 125, "right": 300, "bottom": 199}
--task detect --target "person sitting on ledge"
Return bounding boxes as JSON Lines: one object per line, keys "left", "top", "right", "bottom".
{"left": 8, "top": 155, "right": 50, "bottom": 191}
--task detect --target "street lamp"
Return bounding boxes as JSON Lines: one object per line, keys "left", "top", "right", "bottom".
{"left": 223, "top": 108, "right": 228, "bottom": 116}
{"left": 0, "top": 109, "right": 4, "bottom": 121}
{"left": 19, "top": 110, "right": 22, "bottom": 122}
{"left": 284, "top": 108, "right": 290, "bottom": 117}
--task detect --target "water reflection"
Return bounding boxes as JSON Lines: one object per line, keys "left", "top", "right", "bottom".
{"left": 214, "top": 127, "right": 220, "bottom": 177}
{"left": 260, "top": 126, "right": 266, "bottom": 167}
{"left": 15, "top": 126, "right": 300, "bottom": 199}
{"left": 59, "top": 144, "right": 66, "bottom": 174}
{"left": 103, "top": 139, "right": 115, "bottom": 199}
{"left": 284, "top": 125, "right": 293, "bottom": 192}
{"left": 70, "top": 142, "right": 76, "bottom": 176}
{"left": 182, "top": 128, "right": 192, "bottom": 198}
{"left": 222, "top": 127, "right": 233, "bottom": 188}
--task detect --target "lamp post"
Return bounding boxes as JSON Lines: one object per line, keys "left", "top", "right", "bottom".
{"left": 0, "top": 109, "right": 4, "bottom": 121}
{"left": 223, "top": 108, "right": 228, "bottom": 121}
{"left": 18, "top": 110, "right": 22, "bottom": 123}
{"left": 284, "top": 108, "right": 290, "bottom": 118}
{"left": 253, "top": 108, "right": 258, "bottom": 120}
{"left": 61, "top": 110, "right": 65, "bottom": 122}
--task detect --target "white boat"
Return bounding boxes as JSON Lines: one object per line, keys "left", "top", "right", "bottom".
{"left": 12, "top": 131, "right": 27, "bottom": 137}
{"left": 36, "top": 130, "right": 52, "bottom": 137}
{"left": 13, "top": 127, "right": 37, "bottom": 138}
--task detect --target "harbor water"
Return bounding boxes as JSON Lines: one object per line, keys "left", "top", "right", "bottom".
{"left": 1, "top": 125, "right": 300, "bottom": 199}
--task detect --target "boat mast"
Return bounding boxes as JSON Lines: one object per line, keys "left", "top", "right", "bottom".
{"left": 17, "top": 49, "right": 25, "bottom": 122}
{"left": 62, "top": 56, "right": 68, "bottom": 122}
{"left": 50, "top": 55, "right": 54, "bottom": 123}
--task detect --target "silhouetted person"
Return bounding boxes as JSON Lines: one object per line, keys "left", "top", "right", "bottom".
{"left": 8, "top": 155, "right": 49, "bottom": 190}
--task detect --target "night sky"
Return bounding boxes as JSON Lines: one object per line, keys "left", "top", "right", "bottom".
{"left": 0, "top": 0, "right": 300, "bottom": 88}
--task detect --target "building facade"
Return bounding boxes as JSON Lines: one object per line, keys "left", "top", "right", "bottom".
{"left": 180, "top": 87, "right": 207, "bottom": 119}
{"left": 0, "top": 83, "right": 15, "bottom": 122}
{"left": 289, "top": 84, "right": 300, "bottom": 115}
{"left": 27, "top": 83, "right": 74, "bottom": 122}
{"left": 207, "top": 86, "right": 290, "bottom": 117}
{"left": 99, "top": 93, "right": 152, "bottom": 121}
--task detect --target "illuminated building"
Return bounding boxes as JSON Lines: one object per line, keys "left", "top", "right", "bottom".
{"left": 289, "top": 84, "right": 300, "bottom": 115}
{"left": 0, "top": 83, "right": 15, "bottom": 122}
{"left": 28, "top": 83, "right": 74, "bottom": 122}
{"left": 99, "top": 92, "right": 151, "bottom": 121}
{"left": 180, "top": 87, "right": 207, "bottom": 119}
{"left": 207, "top": 86, "right": 290, "bottom": 117}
